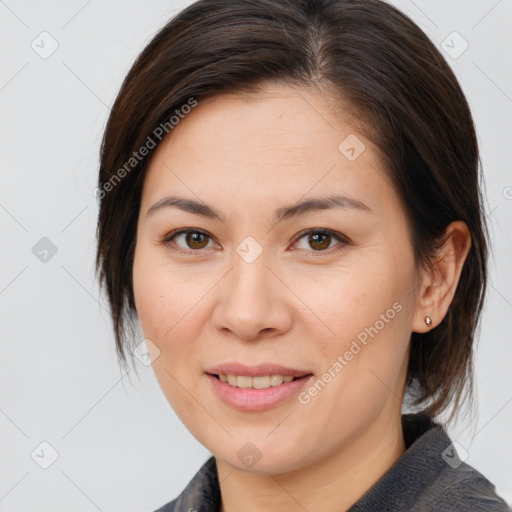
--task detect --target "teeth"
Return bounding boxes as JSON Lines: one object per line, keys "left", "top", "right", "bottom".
{"left": 218, "top": 374, "right": 296, "bottom": 389}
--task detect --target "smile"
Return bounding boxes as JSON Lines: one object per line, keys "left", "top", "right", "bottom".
{"left": 216, "top": 374, "right": 297, "bottom": 389}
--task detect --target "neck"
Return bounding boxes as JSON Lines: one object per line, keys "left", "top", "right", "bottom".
{"left": 216, "top": 412, "right": 406, "bottom": 512}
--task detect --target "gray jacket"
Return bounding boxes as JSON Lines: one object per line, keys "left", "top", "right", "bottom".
{"left": 154, "top": 413, "right": 511, "bottom": 511}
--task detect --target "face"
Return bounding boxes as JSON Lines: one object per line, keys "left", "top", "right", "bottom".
{"left": 132, "top": 84, "right": 421, "bottom": 474}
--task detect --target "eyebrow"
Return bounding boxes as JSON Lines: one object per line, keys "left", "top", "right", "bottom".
{"left": 146, "top": 194, "right": 374, "bottom": 223}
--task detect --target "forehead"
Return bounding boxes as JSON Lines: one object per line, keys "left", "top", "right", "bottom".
{"left": 140, "top": 85, "right": 396, "bottom": 217}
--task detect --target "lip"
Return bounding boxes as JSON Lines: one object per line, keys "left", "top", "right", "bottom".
{"left": 206, "top": 373, "right": 314, "bottom": 411}
{"left": 204, "top": 362, "right": 312, "bottom": 378}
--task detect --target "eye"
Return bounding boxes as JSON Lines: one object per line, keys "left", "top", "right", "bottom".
{"left": 292, "top": 228, "right": 350, "bottom": 255}
{"left": 159, "top": 228, "right": 217, "bottom": 255}
{"left": 159, "top": 227, "right": 351, "bottom": 256}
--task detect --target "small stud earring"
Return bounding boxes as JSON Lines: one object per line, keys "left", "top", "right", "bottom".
{"left": 425, "top": 316, "right": 432, "bottom": 327}
{"left": 431, "top": 283, "right": 440, "bottom": 287}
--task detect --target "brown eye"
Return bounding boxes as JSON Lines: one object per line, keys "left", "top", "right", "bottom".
{"left": 184, "top": 232, "right": 210, "bottom": 249}
{"left": 161, "top": 229, "right": 216, "bottom": 254}
{"left": 308, "top": 232, "right": 332, "bottom": 250}
{"left": 293, "top": 229, "right": 349, "bottom": 253}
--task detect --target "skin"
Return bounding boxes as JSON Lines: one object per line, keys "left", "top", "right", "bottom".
{"left": 132, "top": 84, "right": 471, "bottom": 512}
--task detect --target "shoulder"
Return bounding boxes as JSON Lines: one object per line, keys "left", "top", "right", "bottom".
{"left": 422, "top": 460, "right": 511, "bottom": 512}
{"left": 151, "top": 456, "right": 220, "bottom": 512}
{"left": 152, "top": 496, "right": 178, "bottom": 512}
{"left": 349, "top": 414, "right": 511, "bottom": 512}
{"left": 402, "top": 414, "right": 511, "bottom": 511}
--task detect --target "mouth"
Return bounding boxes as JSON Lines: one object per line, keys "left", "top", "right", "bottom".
{"left": 208, "top": 373, "right": 313, "bottom": 390}
{"left": 205, "top": 370, "right": 315, "bottom": 411}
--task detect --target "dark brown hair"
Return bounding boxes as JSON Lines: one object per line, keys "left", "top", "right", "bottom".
{"left": 95, "top": 0, "right": 488, "bottom": 421}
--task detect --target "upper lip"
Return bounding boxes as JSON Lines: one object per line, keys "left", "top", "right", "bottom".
{"left": 205, "top": 362, "right": 313, "bottom": 378}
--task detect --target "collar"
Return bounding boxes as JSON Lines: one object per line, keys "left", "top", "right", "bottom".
{"left": 168, "top": 413, "right": 509, "bottom": 512}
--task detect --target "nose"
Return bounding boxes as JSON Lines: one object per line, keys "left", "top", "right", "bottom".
{"left": 211, "top": 249, "right": 292, "bottom": 341}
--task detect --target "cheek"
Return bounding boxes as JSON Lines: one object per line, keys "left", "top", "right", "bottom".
{"left": 133, "top": 247, "right": 186, "bottom": 356}
{"left": 132, "top": 246, "right": 214, "bottom": 388}
{"left": 290, "top": 258, "right": 407, "bottom": 341}
{"left": 291, "top": 255, "right": 413, "bottom": 394}
{"left": 293, "top": 269, "right": 410, "bottom": 442}
{"left": 133, "top": 249, "right": 205, "bottom": 412}
{"left": 133, "top": 246, "right": 194, "bottom": 336}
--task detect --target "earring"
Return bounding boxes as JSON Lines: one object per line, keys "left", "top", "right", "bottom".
{"left": 425, "top": 316, "right": 432, "bottom": 327}
{"left": 431, "top": 282, "right": 440, "bottom": 287}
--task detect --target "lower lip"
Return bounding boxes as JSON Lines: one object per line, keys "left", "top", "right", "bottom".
{"left": 206, "top": 373, "right": 314, "bottom": 411}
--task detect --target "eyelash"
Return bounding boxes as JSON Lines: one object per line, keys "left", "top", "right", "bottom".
{"left": 159, "top": 228, "right": 351, "bottom": 257}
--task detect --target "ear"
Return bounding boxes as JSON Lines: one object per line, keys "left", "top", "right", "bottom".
{"left": 412, "top": 221, "right": 471, "bottom": 333}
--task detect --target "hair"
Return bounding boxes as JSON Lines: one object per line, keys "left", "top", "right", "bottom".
{"left": 95, "top": 0, "right": 488, "bottom": 422}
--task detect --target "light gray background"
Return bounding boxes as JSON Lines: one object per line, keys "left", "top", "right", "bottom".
{"left": 1, "top": 0, "right": 511, "bottom": 510}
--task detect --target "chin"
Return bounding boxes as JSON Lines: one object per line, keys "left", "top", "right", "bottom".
{"left": 210, "top": 439, "right": 312, "bottom": 475}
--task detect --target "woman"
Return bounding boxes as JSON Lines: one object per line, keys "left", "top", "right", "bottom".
{"left": 95, "top": 0, "right": 511, "bottom": 510}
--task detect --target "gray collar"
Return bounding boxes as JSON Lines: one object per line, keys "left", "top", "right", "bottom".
{"left": 164, "top": 413, "right": 511, "bottom": 512}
